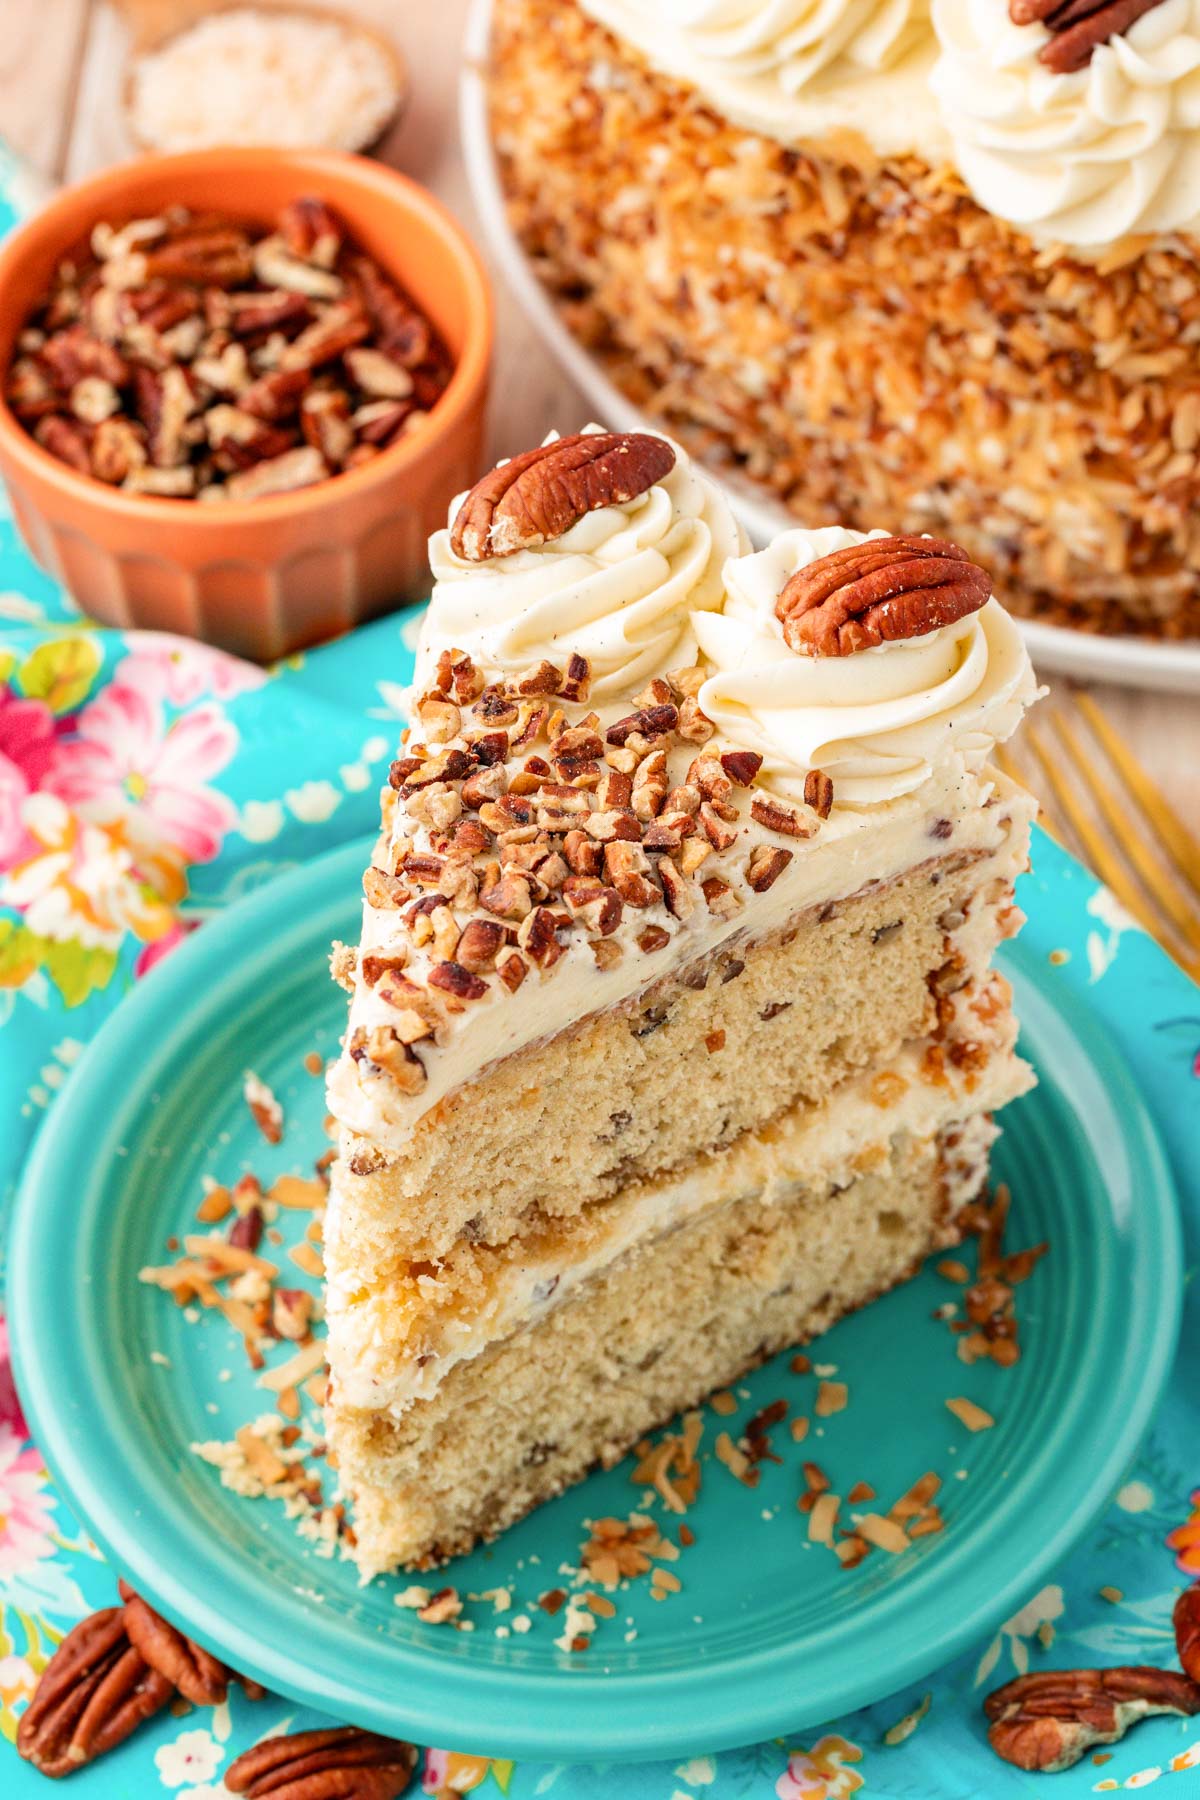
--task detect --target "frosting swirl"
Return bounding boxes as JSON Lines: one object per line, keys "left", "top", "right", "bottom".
{"left": 577, "top": 0, "right": 943, "bottom": 162}
{"left": 930, "top": 0, "right": 1200, "bottom": 245}
{"left": 637, "top": 0, "right": 928, "bottom": 91}
{"left": 693, "top": 526, "right": 1037, "bottom": 806}
{"left": 420, "top": 431, "right": 746, "bottom": 706}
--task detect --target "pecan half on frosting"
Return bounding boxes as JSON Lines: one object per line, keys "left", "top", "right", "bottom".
{"left": 225, "top": 1725, "right": 417, "bottom": 1797}
{"left": 984, "top": 1665, "right": 1200, "bottom": 1772}
{"left": 450, "top": 431, "right": 676, "bottom": 561}
{"left": 16, "top": 1606, "right": 174, "bottom": 1777}
{"left": 776, "top": 535, "right": 991, "bottom": 657}
{"left": 1010, "top": 0, "right": 1167, "bottom": 72}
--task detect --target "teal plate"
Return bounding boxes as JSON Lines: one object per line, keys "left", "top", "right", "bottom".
{"left": 6, "top": 834, "right": 1182, "bottom": 1763}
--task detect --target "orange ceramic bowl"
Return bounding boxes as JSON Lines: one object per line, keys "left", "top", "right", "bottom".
{"left": 0, "top": 149, "right": 492, "bottom": 660}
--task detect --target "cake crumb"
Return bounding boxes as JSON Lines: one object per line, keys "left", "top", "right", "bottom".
{"left": 244, "top": 1072, "right": 283, "bottom": 1144}
{"left": 815, "top": 1380, "right": 848, "bottom": 1417}
{"left": 945, "top": 1396, "right": 995, "bottom": 1432}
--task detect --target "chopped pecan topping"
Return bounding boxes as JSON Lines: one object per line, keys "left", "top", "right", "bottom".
{"left": 720, "top": 749, "right": 763, "bottom": 787}
{"left": 224, "top": 1726, "right": 416, "bottom": 1798}
{"left": 563, "top": 877, "right": 624, "bottom": 935}
{"left": 455, "top": 919, "right": 507, "bottom": 972}
{"left": 363, "top": 867, "right": 408, "bottom": 909}
{"left": 518, "top": 905, "right": 565, "bottom": 967}
{"left": 118, "top": 1582, "right": 228, "bottom": 1707}
{"left": 479, "top": 866, "right": 534, "bottom": 920}
{"left": 16, "top": 1606, "right": 173, "bottom": 1778}
{"left": 607, "top": 703, "right": 679, "bottom": 747}
{"left": 360, "top": 1025, "right": 426, "bottom": 1093}
{"left": 450, "top": 431, "right": 676, "bottom": 561}
{"left": 497, "top": 950, "right": 528, "bottom": 991}
{"left": 561, "top": 653, "right": 592, "bottom": 702}
{"left": 428, "top": 960, "right": 489, "bottom": 1000}
{"left": 804, "top": 769, "right": 834, "bottom": 818}
{"left": 638, "top": 925, "right": 671, "bottom": 953}
{"left": 984, "top": 1667, "right": 1200, "bottom": 1773}
{"left": 777, "top": 536, "right": 991, "bottom": 657}
{"left": 746, "top": 844, "right": 793, "bottom": 892}
{"left": 750, "top": 795, "right": 817, "bottom": 839}
{"left": 604, "top": 842, "right": 659, "bottom": 907}
{"left": 1011, "top": 0, "right": 1167, "bottom": 70}
{"left": 698, "top": 802, "right": 738, "bottom": 852}
{"left": 658, "top": 858, "right": 694, "bottom": 920}
{"left": 701, "top": 876, "right": 740, "bottom": 919}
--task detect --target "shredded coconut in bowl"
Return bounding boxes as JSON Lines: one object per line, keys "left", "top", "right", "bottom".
{"left": 127, "top": 7, "right": 404, "bottom": 154}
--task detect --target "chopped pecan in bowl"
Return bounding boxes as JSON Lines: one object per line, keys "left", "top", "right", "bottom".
{"left": 5, "top": 196, "right": 454, "bottom": 502}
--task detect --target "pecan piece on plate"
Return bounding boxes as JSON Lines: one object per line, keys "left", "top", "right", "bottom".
{"left": 984, "top": 1665, "right": 1200, "bottom": 1773}
{"left": 119, "top": 1579, "right": 229, "bottom": 1706}
{"left": 224, "top": 1725, "right": 417, "bottom": 1798}
{"left": 16, "top": 1604, "right": 174, "bottom": 1777}
{"left": 776, "top": 535, "right": 992, "bottom": 657}
{"left": 450, "top": 431, "right": 676, "bottom": 562}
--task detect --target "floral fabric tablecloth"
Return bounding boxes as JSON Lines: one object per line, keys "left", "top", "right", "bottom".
{"left": 1, "top": 142, "right": 1199, "bottom": 1800}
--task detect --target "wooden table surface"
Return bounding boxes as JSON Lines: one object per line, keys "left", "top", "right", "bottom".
{"left": 4, "top": 0, "right": 1198, "bottom": 854}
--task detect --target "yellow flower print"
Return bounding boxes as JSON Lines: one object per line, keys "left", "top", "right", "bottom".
{"left": 776, "top": 1733, "right": 865, "bottom": 1800}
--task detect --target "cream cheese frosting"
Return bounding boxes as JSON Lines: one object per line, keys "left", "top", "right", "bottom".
{"left": 693, "top": 527, "right": 1038, "bottom": 808}
{"left": 419, "top": 433, "right": 746, "bottom": 706}
{"left": 930, "top": 0, "right": 1200, "bottom": 247}
{"left": 575, "top": 0, "right": 1200, "bottom": 246}
{"left": 578, "top": 0, "right": 946, "bottom": 163}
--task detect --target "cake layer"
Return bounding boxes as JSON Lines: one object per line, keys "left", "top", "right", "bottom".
{"left": 327, "top": 789, "right": 1029, "bottom": 1262}
{"left": 330, "top": 1115, "right": 993, "bottom": 1573}
{"left": 325, "top": 986, "right": 1029, "bottom": 1414}
{"left": 490, "top": 0, "right": 1200, "bottom": 638}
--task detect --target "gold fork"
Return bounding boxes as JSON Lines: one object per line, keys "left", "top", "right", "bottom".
{"left": 994, "top": 689, "right": 1200, "bottom": 985}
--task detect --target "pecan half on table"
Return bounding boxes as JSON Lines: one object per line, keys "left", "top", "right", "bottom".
{"left": 119, "top": 1578, "right": 230, "bottom": 1706}
{"left": 985, "top": 1664, "right": 1200, "bottom": 1772}
{"left": 16, "top": 1605, "right": 174, "bottom": 1777}
{"left": 225, "top": 1725, "right": 417, "bottom": 1798}
{"left": 6, "top": 196, "right": 454, "bottom": 502}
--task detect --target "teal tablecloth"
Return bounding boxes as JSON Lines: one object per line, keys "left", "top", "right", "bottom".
{"left": 1, "top": 141, "right": 1198, "bottom": 1799}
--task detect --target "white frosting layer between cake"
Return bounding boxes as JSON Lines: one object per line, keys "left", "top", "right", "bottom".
{"left": 575, "top": 0, "right": 1200, "bottom": 246}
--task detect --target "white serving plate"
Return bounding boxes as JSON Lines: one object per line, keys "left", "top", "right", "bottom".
{"left": 460, "top": 0, "right": 1200, "bottom": 696}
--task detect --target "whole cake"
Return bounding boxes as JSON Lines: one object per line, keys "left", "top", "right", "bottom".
{"left": 324, "top": 427, "right": 1040, "bottom": 1575}
{"left": 489, "top": 0, "right": 1200, "bottom": 641}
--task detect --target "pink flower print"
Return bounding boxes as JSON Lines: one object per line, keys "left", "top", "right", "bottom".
{"left": 134, "top": 918, "right": 195, "bottom": 979}
{"left": 0, "top": 685, "right": 58, "bottom": 871}
{"left": 44, "top": 681, "right": 237, "bottom": 865}
{"left": 422, "top": 1749, "right": 494, "bottom": 1795}
{"left": 0, "top": 1429, "right": 55, "bottom": 1578}
{"left": 776, "top": 1736, "right": 865, "bottom": 1800}
{"left": 0, "top": 1317, "right": 28, "bottom": 1440}
{"left": 119, "top": 633, "right": 267, "bottom": 708}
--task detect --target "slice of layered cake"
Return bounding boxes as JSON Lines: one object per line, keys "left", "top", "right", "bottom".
{"left": 325, "top": 428, "right": 1040, "bottom": 1574}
